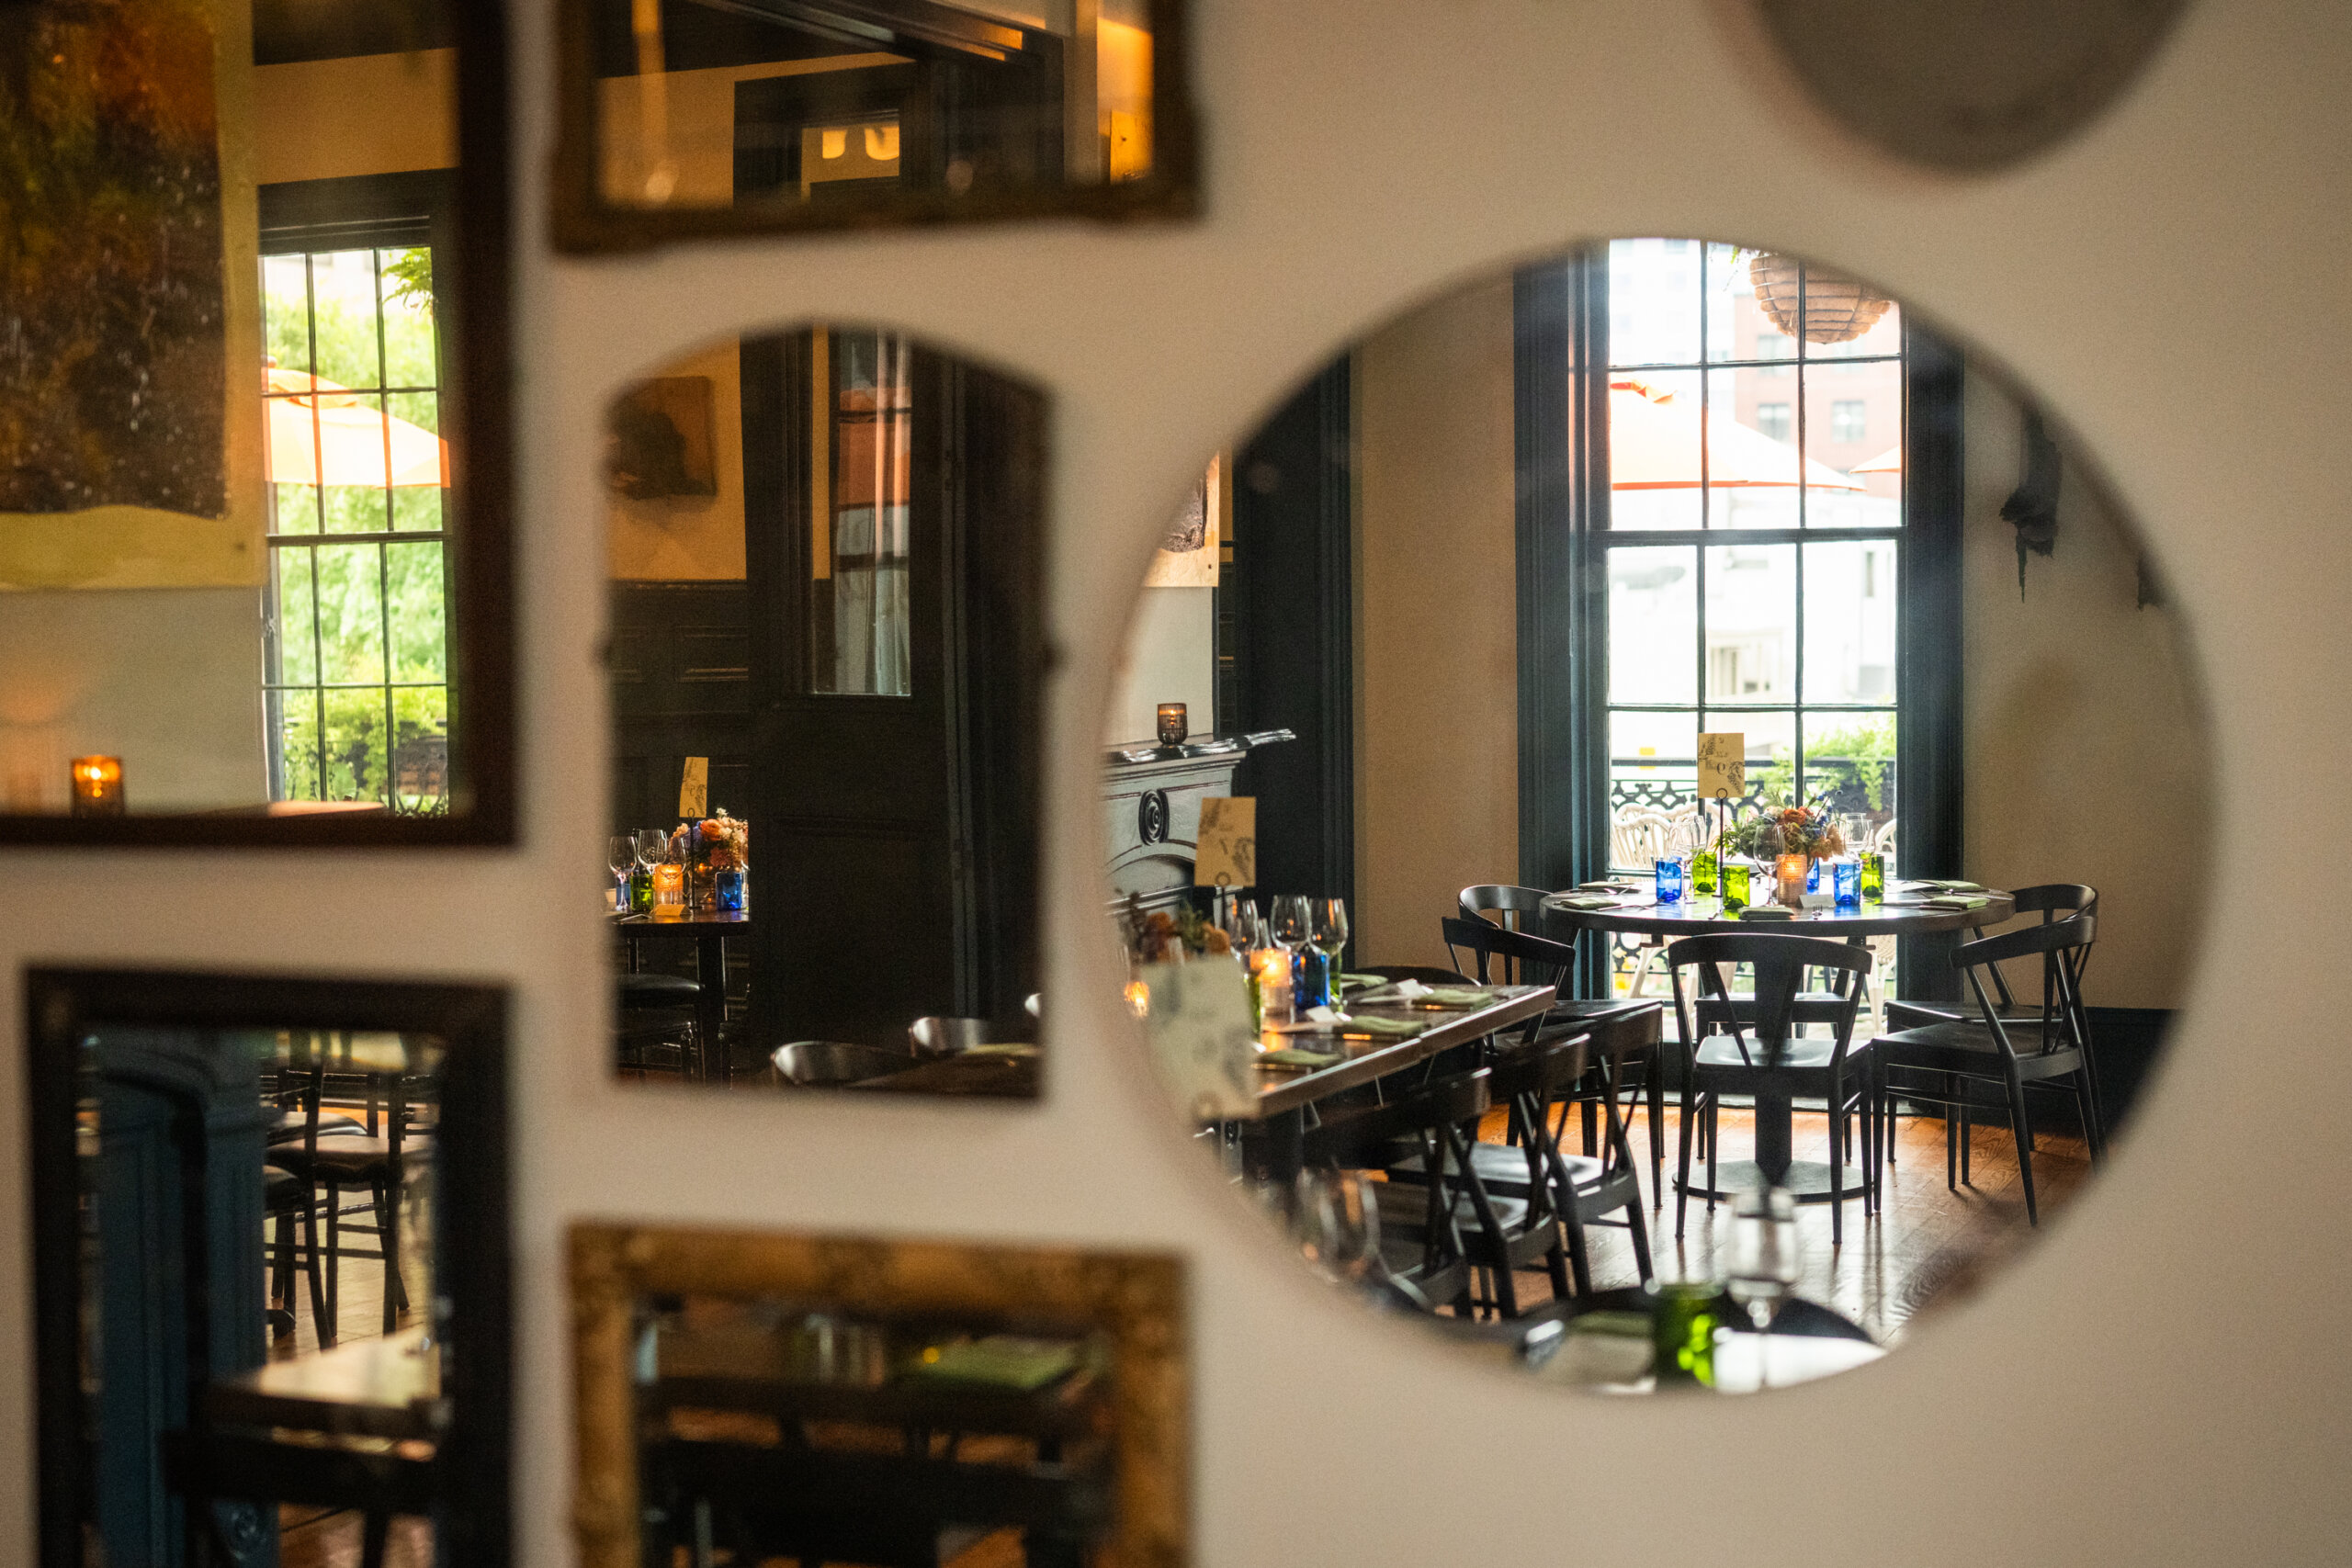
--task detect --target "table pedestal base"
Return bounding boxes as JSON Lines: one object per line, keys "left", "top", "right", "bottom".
{"left": 1675, "top": 1159, "right": 1868, "bottom": 1204}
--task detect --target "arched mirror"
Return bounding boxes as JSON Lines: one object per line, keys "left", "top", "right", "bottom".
{"left": 605, "top": 327, "right": 1045, "bottom": 1099}
{"left": 1109, "top": 240, "right": 2208, "bottom": 1392}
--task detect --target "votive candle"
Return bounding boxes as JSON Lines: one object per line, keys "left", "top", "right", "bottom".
{"left": 69, "top": 755, "right": 124, "bottom": 818}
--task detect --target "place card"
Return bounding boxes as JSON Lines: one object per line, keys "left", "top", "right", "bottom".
{"left": 1193, "top": 796, "right": 1256, "bottom": 888}
{"left": 1697, "top": 732, "right": 1746, "bottom": 799}
{"left": 678, "top": 756, "right": 708, "bottom": 818}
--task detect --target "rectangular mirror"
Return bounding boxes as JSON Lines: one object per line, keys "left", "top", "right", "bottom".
{"left": 571, "top": 1224, "right": 1184, "bottom": 1568}
{"left": 0, "top": 0, "right": 514, "bottom": 844}
{"left": 553, "top": 0, "right": 1196, "bottom": 251}
{"left": 607, "top": 327, "right": 1044, "bottom": 1099}
{"left": 27, "top": 968, "right": 511, "bottom": 1568}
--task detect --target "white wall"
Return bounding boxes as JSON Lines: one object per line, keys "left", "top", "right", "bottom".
{"left": 5, "top": 4, "right": 2351, "bottom": 1566}
{"left": 1103, "top": 584, "right": 1215, "bottom": 746}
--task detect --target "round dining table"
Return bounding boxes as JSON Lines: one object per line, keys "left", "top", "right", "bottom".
{"left": 1540, "top": 882, "right": 2018, "bottom": 1203}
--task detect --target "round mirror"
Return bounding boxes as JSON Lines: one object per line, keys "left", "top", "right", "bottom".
{"left": 1104, "top": 239, "right": 2208, "bottom": 1393}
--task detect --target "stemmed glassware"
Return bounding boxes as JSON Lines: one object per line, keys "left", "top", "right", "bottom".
{"left": 1726, "top": 1186, "right": 1803, "bottom": 1388}
{"left": 606, "top": 835, "right": 635, "bottom": 909}
{"left": 1268, "top": 896, "right": 1320, "bottom": 1009}
{"left": 1310, "top": 898, "right": 1351, "bottom": 992}
{"left": 1293, "top": 1168, "right": 1385, "bottom": 1286}
{"left": 632, "top": 829, "right": 670, "bottom": 913}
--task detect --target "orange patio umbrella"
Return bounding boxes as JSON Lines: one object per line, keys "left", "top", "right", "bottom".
{"left": 264, "top": 367, "right": 447, "bottom": 488}
{"left": 1610, "top": 377, "right": 1863, "bottom": 491}
{"left": 1849, "top": 443, "right": 1902, "bottom": 475}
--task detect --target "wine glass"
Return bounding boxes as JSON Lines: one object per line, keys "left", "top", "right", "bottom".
{"left": 1726, "top": 1186, "right": 1803, "bottom": 1387}
{"left": 605, "top": 835, "right": 635, "bottom": 909}
{"left": 1217, "top": 895, "right": 1265, "bottom": 960}
{"left": 1293, "top": 1168, "right": 1385, "bottom": 1286}
{"left": 1268, "top": 896, "right": 1319, "bottom": 1008}
{"left": 1311, "top": 898, "right": 1351, "bottom": 987}
{"left": 633, "top": 828, "right": 668, "bottom": 875}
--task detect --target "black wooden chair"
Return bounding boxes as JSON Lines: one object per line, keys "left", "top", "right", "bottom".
{"left": 616, "top": 970, "right": 703, "bottom": 1078}
{"left": 1300, "top": 1067, "right": 1569, "bottom": 1317}
{"left": 1442, "top": 909, "right": 1668, "bottom": 1201}
{"left": 264, "top": 1051, "right": 430, "bottom": 1342}
{"left": 262, "top": 1165, "right": 328, "bottom": 1345}
{"left": 1869, "top": 915, "right": 2103, "bottom": 1225}
{"left": 1385, "top": 1031, "right": 1656, "bottom": 1295}
{"left": 1664, "top": 932, "right": 1876, "bottom": 1245}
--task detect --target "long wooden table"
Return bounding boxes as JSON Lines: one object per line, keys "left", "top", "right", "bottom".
{"left": 1228, "top": 983, "right": 1557, "bottom": 1183}
{"left": 206, "top": 1325, "right": 442, "bottom": 1442}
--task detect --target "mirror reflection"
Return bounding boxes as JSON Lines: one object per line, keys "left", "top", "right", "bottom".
{"left": 1114, "top": 240, "right": 2207, "bottom": 1391}
{"left": 607, "top": 328, "right": 1044, "bottom": 1099}
{"left": 563, "top": 0, "right": 1192, "bottom": 244}
{"left": 41, "top": 1003, "right": 495, "bottom": 1566}
{"left": 0, "top": 0, "right": 501, "bottom": 829}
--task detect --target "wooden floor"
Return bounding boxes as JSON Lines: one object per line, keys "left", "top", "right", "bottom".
{"left": 1500, "top": 1099, "right": 2093, "bottom": 1343}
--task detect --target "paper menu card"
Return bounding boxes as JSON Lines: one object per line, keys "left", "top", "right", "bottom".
{"left": 678, "top": 756, "right": 709, "bottom": 818}
{"left": 1194, "top": 796, "right": 1257, "bottom": 887}
{"left": 1696, "top": 733, "right": 1745, "bottom": 800}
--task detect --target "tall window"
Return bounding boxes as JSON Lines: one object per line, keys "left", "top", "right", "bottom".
{"left": 260, "top": 244, "right": 450, "bottom": 807}
{"left": 1600, "top": 239, "right": 1904, "bottom": 871}
{"left": 808, "top": 329, "right": 913, "bottom": 696}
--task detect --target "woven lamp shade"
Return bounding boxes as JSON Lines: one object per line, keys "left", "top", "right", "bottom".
{"left": 1747, "top": 254, "right": 1894, "bottom": 345}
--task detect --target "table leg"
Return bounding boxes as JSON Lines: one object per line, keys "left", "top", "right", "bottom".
{"left": 695, "top": 935, "right": 729, "bottom": 1085}
{"left": 1752, "top": 1079, "right": 1793, "bottom": 1184}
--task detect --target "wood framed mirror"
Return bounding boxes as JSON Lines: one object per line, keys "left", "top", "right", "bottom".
{"left": 550, "top": 0, "right": 1197, "bottom": 252}
{"left": 25, "top": 966, "right": 512, "bottom": 1567}
{"left": 0, "top": 0, "right": 514, "bottom": 845}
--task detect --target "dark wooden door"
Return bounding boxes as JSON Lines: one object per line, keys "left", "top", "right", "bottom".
{"left": 741, "top": 331, "right": 1040, "bottom": 1048}
{"left": 609, "top": 581, "right": 754, "bottom": 832}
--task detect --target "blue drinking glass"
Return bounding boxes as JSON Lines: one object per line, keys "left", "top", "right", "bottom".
{"left": 1833, "top": 857, "right": 1861, "bottom": 908}
{"left": 1655, "top": 857, "right": 1685, "bottom": 904}
{"left": 715, "top": 867, "right": 746, "bottom": 912}
{"left": 1293, "top": 947, "right": 1333, "bottom": 1011}
{"left": 1806, "top": 856, "right": 1823, "bottom": 892}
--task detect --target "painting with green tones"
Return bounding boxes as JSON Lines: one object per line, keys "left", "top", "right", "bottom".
{"left": 0, "top": 0, "right": 226, "bottom": 515}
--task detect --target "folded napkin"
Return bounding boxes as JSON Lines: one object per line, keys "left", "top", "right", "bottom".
{"left": 1921, "top": 895, "right": 1990, "bottom": 910}
{"left": 1577, "top": 880, "right": 1644, "bottom": 894}
{"left": 904, "top": 1336, "right": 1080, "bottom": 1392}
{"left": 1334, "top": 1014, "right": 1426, "bottom": 1037}
{"left": 1258, "top": 1046, "right": 1343, "bottom": 1068}
{"left": 957, "top": 1043, "right": 1038, "bottom": 1057}
{"left": 1903, "top": 879, "right": 1985, "bottom": 895}
{"left": 1338, "top": 973, "right": 1385, "bottom": 990}
{"left": 1552, "top": 894, "right": 1618, "bottom": 910}
{"left": 1414, "top": 987, "right": 1498, "bottom": 1008}
{"left": 1738, "top": 906, "right": 1796, "bottom": 921}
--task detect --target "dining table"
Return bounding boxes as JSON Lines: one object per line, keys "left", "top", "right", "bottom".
{"left": 1541, "top": 879, "right": 2018, "bottom": 1203}
{"left": 1224, "top": 982, "right": 1558, "bottom": 1184}
{"left": 613, "top": 906, "right": 749, "bottom": 1083}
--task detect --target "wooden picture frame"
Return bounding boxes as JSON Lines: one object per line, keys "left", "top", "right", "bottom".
{"left": 571, "top": 1223, "right": 1188, "bottom": 1568}
{"left": 0, "top": 0, "right": 515, "bottom": 847}
{"left": 549, "top": 0, "right": 1199, "bottom": 254}
{"left": 24, "top": 967, "right": 513, "bottom": 1568}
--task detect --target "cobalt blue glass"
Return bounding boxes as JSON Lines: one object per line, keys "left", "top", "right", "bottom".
{"left": 715, "top": 868, "right": 746, "bottom": 912}
{"left": 1833, "top": 857, "right": 1861, "bottom": 908}
{"left": 1293, "top": 947, "right": 1332, "bottom": 1011}
{"left": 1806, "top": 856, "right": 1823, "bottom": 892}
{"left": 1655, "top": 857, "right": 1685, "bottom": 904}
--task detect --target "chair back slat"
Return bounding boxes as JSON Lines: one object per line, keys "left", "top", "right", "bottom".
{"left": 1956, "top": 914, "right": 2096, "bottom": 1059}
{"left": 1441, "top": 915, "right": 1574, "bottom": 994}
{"left": 1457, "top": 885, "right": 1551, "bottom": 936}
{"left": 1663, "top": 932, "right": 1871, "bottom": 1066}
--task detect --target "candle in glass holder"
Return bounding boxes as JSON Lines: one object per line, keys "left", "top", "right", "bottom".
{"left": 650, "top": 860, "right": 686, "bottom": 916}
{"left": 1156, "top": 703, "right": 1189, "bottom": 747}
{"left": 1250, "top": 947, "right": 1293, "bottom": 1027}
{"left": 1775, "top": 853, "right": 1810, "bottom": 906}
{"left": 69, "top": 756, "right": 124, "bottom": 818}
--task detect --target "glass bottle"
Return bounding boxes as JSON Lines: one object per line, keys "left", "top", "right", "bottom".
{"left": 1860, "top": 850, "right": 1886, "bottom": 903}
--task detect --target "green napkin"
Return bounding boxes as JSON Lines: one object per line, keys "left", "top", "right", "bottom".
{"left": 1337, "top": 1015, "right": 1426, "bottom": 1037}
{"left": 1338, "top": 973, "right": 1386, "bottom": 990}
{"left": 1922, "top": 895, "right": 1990, "bottom": 910}
{"left": 1553, "top": 894, "right": 1617, "bottom": 910}
{"left": 1569, "top": 1311, "right": 1653, "bottom": 1339}
{"left": 958, "top": 1043, "right": 1037, "bottom": 1057}
{"left": 905, "top": 1336, "right": 1080, "bottom": 1391}
{"left": 1259, "top": 1046, "right": 1343, "bottom": 1068}
{"left": 1415, "top": 987, "right": 1498, "bottom": 1008}
{"left": 1738, "top": 906, "right": 1796, "bottom": 921}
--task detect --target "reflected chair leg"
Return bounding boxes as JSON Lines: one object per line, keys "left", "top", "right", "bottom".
{"left": 1704, "top": 1092, "right": 1720, "bottom": 1216}
{"left": 361, "top": 1510, "right": 390, "bottom": 1568}
{"left": 2008, "top": 1071, "right": 2041, "bottom": 1226}
{"left": 324, "top": 1181, "right": 343, "bottom": 1344}
{"left": 1674, "top": 1083, "right": 1697, "bottom": 1242}
{"left": 376, "top": 1181, "right": 401, "bottom": 1335}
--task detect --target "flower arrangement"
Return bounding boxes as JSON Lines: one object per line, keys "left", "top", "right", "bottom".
{"left": 1122, "top": 894, "right": 1232, "bottom": 963}
{"left": 1720, "top": 803, "right": 1847, "bottom": 861}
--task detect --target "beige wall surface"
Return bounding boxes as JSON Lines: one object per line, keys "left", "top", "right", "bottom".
{"left": 605, "top": 340, "right": 750, "bottom": 581}
{"left": 253, "top": 51, "right": 458, "bottom": 185}
{"left": 1103, "top": 584, "right": 1214, "bottom": 746}
{"left": 6, "top": 4, "right": 2352, "bottom": 1566}
{"left": 1960, "top": 375, "right": 2208, "bottom": 1008}
{"left": 1352, "top": 274, "right": 1519, "bottom": 968}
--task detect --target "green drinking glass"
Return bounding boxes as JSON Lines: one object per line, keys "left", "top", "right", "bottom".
{"left": 1691, "top": 845, "right": 1719, "bottom": 897}
{"left": 1860, "top": 851, "right": 1886, "bottom": 903}
{"left": 1722, "top": 860, "right": 1751, "bottom": 913}
{"left": 1652, "top": 1280, "right": 1722, "bottom": 1388}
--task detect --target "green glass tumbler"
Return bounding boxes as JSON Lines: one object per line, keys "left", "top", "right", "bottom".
{"left": 1860, "top": 851, "right": 1885, "bottom": 903}
{"left": 1722, "top": 860, "right": 1751, "bottom": 913}
{"left": 1652, "top": 1280, "right": 1722, "bottom": 1388}
{"left": 1691, "top": 846, "right": 1719, "bottom": 897}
